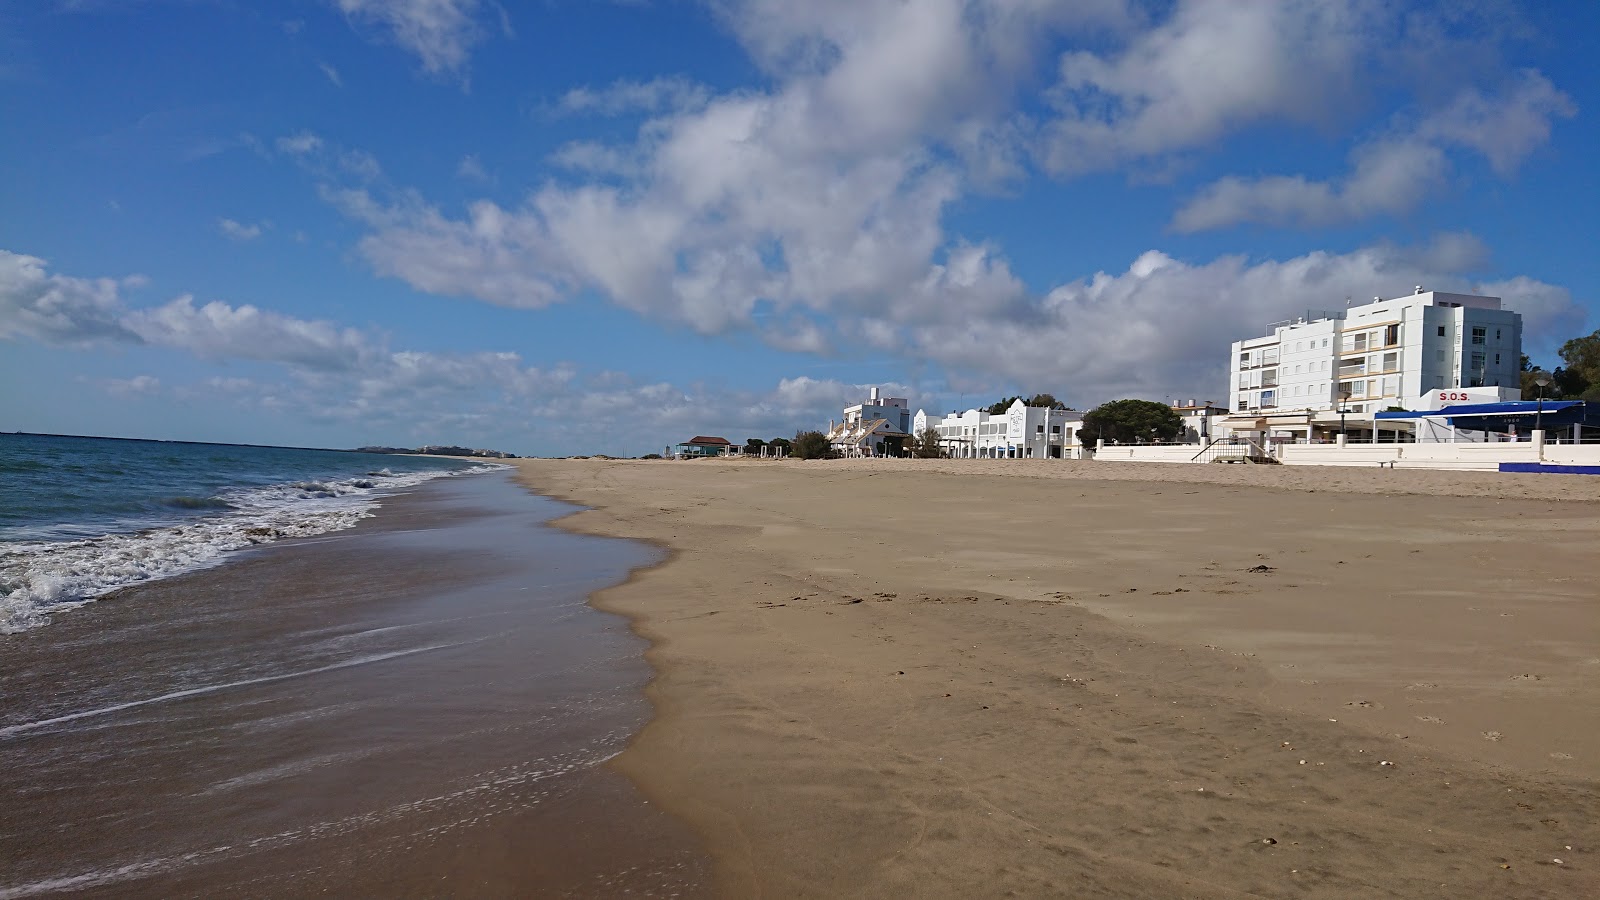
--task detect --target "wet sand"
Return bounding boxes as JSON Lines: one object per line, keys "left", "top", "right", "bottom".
{"left": 512, "top": 457, "right": 1600, "bottom": 899}
{"left": 0, "top": 471, "right": 709, "bottom": 898}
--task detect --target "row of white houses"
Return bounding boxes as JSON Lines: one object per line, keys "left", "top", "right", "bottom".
{"left": 824, "top": 393, "right": 1228, "bottom": 459}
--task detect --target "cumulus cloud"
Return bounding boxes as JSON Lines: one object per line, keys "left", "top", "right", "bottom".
{"left": 1172, "top": 70, "right": 1576, "bottom": 231}
{"left": 286, "top": 0, "right": 1581, "bottom": 406}
{"left": 0, "top": 250, "right": 142, "bottom": 344}
{"left": 126, "top": 296, "right": 373, "bottom": 372}
{"left": 1, "top": 248, "right": 896, "bottom": 453}
{"left": 217, "top": 218, "right": 265, "bottom": 241}
{"left": 1038, "top": 0, "right": 1381, "bottom": 176}
{"left": 331, "top": 0, "right": 498, "bottom": 79}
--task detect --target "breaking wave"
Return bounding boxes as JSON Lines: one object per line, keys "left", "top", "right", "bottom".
{"left": 0, "top": 464, "right": 505, "bottom": 634}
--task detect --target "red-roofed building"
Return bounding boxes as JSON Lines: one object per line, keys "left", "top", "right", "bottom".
{"left": 673, "top": 435, "right": 735, "bottom": 458}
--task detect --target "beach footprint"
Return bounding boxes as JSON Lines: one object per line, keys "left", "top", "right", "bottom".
{"left": 1415, "top": 715, "right": 1445, "bottom": 725}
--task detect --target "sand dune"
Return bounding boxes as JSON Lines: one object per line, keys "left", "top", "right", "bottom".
{"left": 511, "top": 457, "right": 1599, "bottom": 898}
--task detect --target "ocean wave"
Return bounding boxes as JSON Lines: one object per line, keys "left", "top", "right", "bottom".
{"left": 164, "top": 496, "right": 236, "bottom": 510}
{"left": 0, "top": 464, "right": 506, "bottom": 634}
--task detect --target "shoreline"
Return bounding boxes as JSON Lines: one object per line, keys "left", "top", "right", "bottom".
{"left": 511, "top": 457, "right": 1600, "bottom": 898}
{"left": 1, "top": 470, "right": 710, "bottom": 898}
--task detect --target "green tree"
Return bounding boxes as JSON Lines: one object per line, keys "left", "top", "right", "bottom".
{"left": 1026, "top": 393, "right": 1069, "bottom": 410}
{"left": 1558, "top": 329, "right": 1600, "bottom": 400}
{"left": 910, "top": 426, "right": 947, "bottom": 458}
{"left": 790, "top": 430, "right": 833, "bottom": 460}
{"left": 1078, "top": 399, "right": 1183, "bottom": 445}
{"left": 986, "top": 396, "right": 1023, "bottom": 415}
{"left": 745, "top": 437, "right": 767, "bottom": 454}
{"left": 767, "top": 437, "right": 792, "bottom": 456}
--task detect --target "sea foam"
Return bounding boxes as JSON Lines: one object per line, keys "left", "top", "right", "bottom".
{"left": 0, "top": 464, "right": 505, "bottom": 634}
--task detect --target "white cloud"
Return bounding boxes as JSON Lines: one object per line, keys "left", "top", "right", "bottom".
{"left": 276, "top": 132, "right": 323, "bottom": 156}
{"left": 1416, "top": 69, "right": 1576, "bottom": 174}
{"left": 0, "top": 247, "right": 918, "bottom": 453}
{"left": 1037, "top": 0, "right": 1383, "bottom": 176}
{"left": 319, "top": 61, "right": 343, "bottom": 87}
{"left": 331, "top": 0, "right": 494, "bottom": 79}
{"left": 126, "top": 295, "right": 372, "bottom": 372}
{"left": 216, "top": 218, "right": 265, "bottom": 241}
{"left": 0, "top": 250, "right": 141, "bottom": 344}
{"left": 101, "top": 374, "right": 160, "bottom": 396}
{"left": 555, "top": 76, "right": 710, "bottom": 117}
{"left": 456, "top": 153, "right": 490, "bottom": 182}
{"left": 1477, "top": 276, "right": 1587, "bottom": 345}
{"left": 1172, "top": 70, "right": 1576, "bottom": 231}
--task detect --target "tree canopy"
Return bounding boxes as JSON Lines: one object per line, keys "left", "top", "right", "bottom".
{"left": 986, "top": 393, "right": 1068, "bottom": 414}
{"left": 1078, "top": 399, "right": 1183, "bottom": 445}
{"left": 910, "top": 426, "right": 946, "bottom": 458}
{"left": 790, "top": 430, "right": 833, "bottom": 460}
{"left": 1524, "top": 329, "right": 1600, "bottom": 401}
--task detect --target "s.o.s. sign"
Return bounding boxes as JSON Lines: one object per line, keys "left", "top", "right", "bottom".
{"left": 1438, "top": 391, "right": 1476, "bottom": 402}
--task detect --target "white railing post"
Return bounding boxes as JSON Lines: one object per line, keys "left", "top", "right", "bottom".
{"left": 1336, "top": 434, "right": 1347, "bottom": 448}
{"left": 1532, "top": 429, "right": 1545, "bottom": 461}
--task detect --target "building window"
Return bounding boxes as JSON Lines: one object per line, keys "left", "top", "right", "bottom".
{"left": 1471, "top": 327, "right": 1486, "bottom": 345}
{"left": 1036, "top": 425, "right": 1045, "bottom": 434}
{"left": 1437, "top": 325, "right": 1446, "bottom": 337}
{"left": 1495, "top": 329, "right": 1502, "bottom": 341}
{"left": 1322, "top": 338, "right": 1329, "bottom": 348}
{"left": 1384, "top": 324, "right": 1400, "bottom": 346}
{"left": 1050, "top": 426, "right": 1060, "bottom": 434}
{"left": 1382, "top": 351, "right": 1398, "bottom": 371}
{"left": 1239, "top": 352, "right": 1250, "bottom": 368}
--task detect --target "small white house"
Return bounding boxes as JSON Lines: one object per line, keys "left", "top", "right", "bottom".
{"left": 914, "top": 400, "right": 1083, "bottom": 458}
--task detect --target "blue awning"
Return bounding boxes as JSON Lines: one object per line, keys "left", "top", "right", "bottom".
{"left": 1375, "top": 400, "right": 1597, "bottom": 430}
{"left": 1375, "top": 400, "right": 1582, "bottom": 419}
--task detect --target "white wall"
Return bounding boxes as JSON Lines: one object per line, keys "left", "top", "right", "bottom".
{"left": 1092, "top": 445, "right": 1206, "bottom": 463}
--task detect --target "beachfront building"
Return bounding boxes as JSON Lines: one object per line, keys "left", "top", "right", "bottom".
{"left": 1171, "top": 400, "right": 1230, "bottom": 443}
{"left": 1226, "top": 287, "right": 1523, "bottom": 442}
{"left": 914, "top": 400, "right": 1084, "bottom": 459}
{"left": 827, "top": 387, "right": 912, "bottom": 456}
{"left": 673, "top": 435, "right": 735, "bottom": 458}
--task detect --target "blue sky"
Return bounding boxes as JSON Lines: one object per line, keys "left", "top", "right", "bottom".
{"left": 1, "top": 0, "right": 1595, "bottom": 456}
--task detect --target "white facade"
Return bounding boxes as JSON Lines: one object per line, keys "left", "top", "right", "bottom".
{"left": 829, "top": 386, "right": 911, "bottom": 456}
{"left": 1228, "top": 288, "right": 1522, "bottom": 439}
{"left": 914, "top": 400, "right": 1083, "bottom": 458}
{"left": 842, "top": 386, "right": 911, "bottom": 435}
{"left": 1170, "top": 400, "right": 1230, "bottom": 443}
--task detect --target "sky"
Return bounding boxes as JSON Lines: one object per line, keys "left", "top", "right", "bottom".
{"left": 1, "top": 0, "right": 1595, "bottom": 456}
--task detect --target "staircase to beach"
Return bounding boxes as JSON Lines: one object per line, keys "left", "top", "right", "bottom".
{"left": 1191, "top": 438, "right": 1280, "bottom": 465}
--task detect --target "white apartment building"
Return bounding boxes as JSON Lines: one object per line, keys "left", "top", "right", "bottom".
{"left": 914, "top": 400, "right": 1083, "bottom": 458}
{"left": 1228, "top": 288, "right": 1522, "bottom": 441}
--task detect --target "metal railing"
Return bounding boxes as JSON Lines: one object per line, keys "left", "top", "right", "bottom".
{"left": 1190, "top": 437, "right": 1276, "bottom": 464}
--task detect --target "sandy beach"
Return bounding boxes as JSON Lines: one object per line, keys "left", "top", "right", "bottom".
{"left": 514, "top": 457, "right": 1600, "bottom": 899}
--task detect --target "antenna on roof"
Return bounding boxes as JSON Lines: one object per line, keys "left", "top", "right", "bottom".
{"left": 1345, "top": 295, "right": 1352, "bottom": 307}
{"left": 1414, "top": 285, "right": 1424, "bottom": 294}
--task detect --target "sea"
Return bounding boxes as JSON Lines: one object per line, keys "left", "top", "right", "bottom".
{"left": 0, "top": 433, "right": 492, "bottom": 633}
